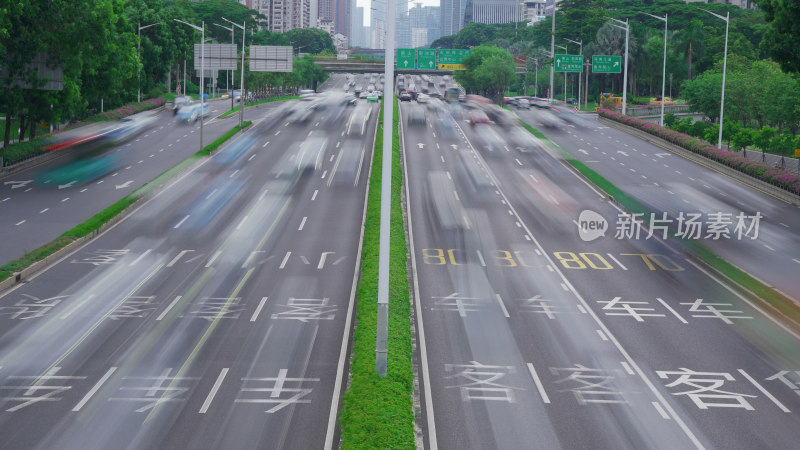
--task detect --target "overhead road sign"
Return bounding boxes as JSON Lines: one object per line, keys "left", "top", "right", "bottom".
{"left": 250, "top": 45, "right": 292, "bottom": 72}
{"left": 554, "top": 54, "right": 582, "bottom": 72}
{"left": 592, "top": 55, "right": 622, "bottom": 73}
{"left": 396, "top": 48, "right": 415, "bottom": 69}
{"left": 438, "top": 49, "right": 469, "bottom": 70}
{"left": 417, "top": 49, "right": 437, "bottom": 70}
{"left": 194, "top": 44, "right": 238, "bottom": 70}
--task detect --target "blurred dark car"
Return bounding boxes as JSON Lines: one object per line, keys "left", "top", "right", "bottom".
{"left": 408, "top": 106, "right": 426, "bottom": 126}
{"left": 399, "top": 92, "right": 412, "bottom": 102}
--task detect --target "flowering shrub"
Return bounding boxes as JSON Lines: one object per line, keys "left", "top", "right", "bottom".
{"left": 98, "top": 97, "right": 164, "bottom": 122}
{"left": 598, "top": 108, "right": 800, "bottom": 195}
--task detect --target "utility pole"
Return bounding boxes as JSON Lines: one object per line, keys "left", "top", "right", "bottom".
{"left": 609, "top": 18, "right": 629, "bottom": 114}
{"left": 565, "top": 38, "right": 582, "bottom": 110}
{"left": 223, "top": 17, "right": 246, "bottom": 129}
{"left": 138, "top": 22, "right": 162, "bottom": 103}
{"left": 174, "top": 19, "right": 205, "bottom": 152}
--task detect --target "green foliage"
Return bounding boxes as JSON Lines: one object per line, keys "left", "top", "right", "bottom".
{"left": 755, "top": 0, "right": 800, "bottom": 73}
{"left": 339, "top": 97, "right": 415, "bottom": 448}
{"left": 754, "top": 125, "right": 777, "bottom": 151}
{"left": 664, "top": 113, "right": 677, "bottom": 127}
{"left": 454, "top": 22, "right": 497, "bottom": 49}
{"left": 455, "top": 46, "right": 516, "bottom": 102}
{"left": 731, "top": 126, "right": 754, "bottom": 151}
{"left": 284, "top": 28, "right": 336, "bottom": 55}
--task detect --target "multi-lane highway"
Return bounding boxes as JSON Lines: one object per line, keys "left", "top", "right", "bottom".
{"left": 0, "top": 74, "right": 378, "bottom": 448}
{"left": 401, "top": 89, "right": 800, "bottom": 448}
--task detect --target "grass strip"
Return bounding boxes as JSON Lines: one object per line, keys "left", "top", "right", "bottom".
{"left": 219, "top": 96, "right": 299, "bottom": 118}
{"left": 519, "top": 119, "right": 800, "bottom": 325}
{"left": 0, "top": 121, "right": 251, "bottom": 283}
{"left": 339, "top": 97, "right": 415, "bottom": 449}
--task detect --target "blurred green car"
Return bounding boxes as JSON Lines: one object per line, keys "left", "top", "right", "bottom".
{"left": 366, "top": 93, "right": 379, "bottom": 102}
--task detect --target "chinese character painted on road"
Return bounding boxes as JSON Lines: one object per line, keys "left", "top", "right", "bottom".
{"left": 271, "top": 297, "right": 336, "bottom": 322}
{"left": 766, "top": 371, "right": 800, "bottom": 395}
{"left": 432, "top": 292, "right": 481, "bottom": 317}
{"left": 71, "top": 249, "right": 130, "bottom": 265}
{"left": 445, "top": 361, "right": 520, "bottom": 403}
{"left": 0, "top": 294, "right": 68, "bottom": 320}
{"left": 0, "top": 367, "right": 86, "bottom": 412}
{"left": 657, "top": 368, "right": 756, "bottom": 410}
{"left": 550, "top": 364, "right": 627, "bottom": 405}
{"left": 109, "top": 295, "right": 157, "bottom": 320}
{"left": 680, "top": 299, "right": 752, "bottom": 324}
{"left": 109, "top": 368, "right": 199, "bottom": 412}
{"left": 597, "top": 297, "right": 665, "bottom": 322}
{"left": 521, "top": 295, "right": 564, "bottom": 319}
{"left": 235, "top": 369, "right": 319, "bottom": 413}
{"left": 188, "top": 297, "right": 245, "bottom": 321}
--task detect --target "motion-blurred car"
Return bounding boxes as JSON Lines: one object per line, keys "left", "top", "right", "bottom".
{"left": 408, "top": 106, "right": 426, "bottom": 126}
{"left": 399, "top": 92, "right": 412, "bottom": 102}
{"left": 366, "top": 92, "right": 379, "bottom": 102}
{"left": 172, "top": 96, "right": 191, "bottom": 115}
{"left": 469, "top": 109, "right": 491, "bottom": 125}
{"left": 517, "top": 98, "right": 531, "bottom": 109}
{"left": 299, "top": 89, "right": 316, "bottom": 100}
{"left": 177, "top": 102, "right": 210, "bottom": 123}
{"left": 416, "top": 93, "right": 429, "bottom": 104}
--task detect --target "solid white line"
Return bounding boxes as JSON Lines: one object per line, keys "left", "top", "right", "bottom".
{"left": 73, "top": 367, "right": 117, "bottom": 411}
{"left": 526, "top": 363, "right": 551, "bottom": 404}
{"left": 15, "top": 220, "right": 25, "bottom": 226}
{"left": 280, "top": 251, "right": 291, "bottom": 269}
{"left": 621, "top": 361, "right": 635, "bottom": 375}
{"left": 251, "top": 297, "right": 269, "bottom": 322}
{"left": 577, "top": 304, "right": 587, "bottom": 314}
{"left": 206, "top": 250, "right": 222, "bottom": 268}
{"left": 173, "top": 215, "right": 190, "bottom": 229}
{"left": 653, "top": 401, "right": 671, "bottom": 419}
{"left": 199, "top": 368, "right": 229, "bottom": 413}
{"left": 657, "top": 298, "right": 688, "bottom": 324}
{"left": 298, "top": 216, "right": 308, "bottom": 231}
{"left": 476, "top": 250, "right": 486, "bottom": 267}
{"left": 157, "top": 296, "right": 182, "bottom": 321}
{"left": 229, "top": 169, "right": 239, "bottom": 178}
{"left": 738, "top": 369, "right": 790, "bottom": 412}
{"left": 40, "top": 208, "right": 49, "bottom": 213}
{"left": 312, "top": 190, "right": 319, "bottom": 201}
{"left": 167, "top": 250, "right": 191, "bottom": 267}
{"left": 596, "top": 329, "right": 609, "bottom": 341}
{"left": 205, "top": 189, "right": 217, "bottom": 200}
{"left": 236, "top": 215, "right": 249, "bottom": 230}
{"left": 495, "top": 294, "right": 510, "bottom": 318}
{"left": 130, "top": 249, "right": 151, "bottom": 266}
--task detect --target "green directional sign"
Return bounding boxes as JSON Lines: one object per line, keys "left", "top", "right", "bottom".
{"left": 438, "top": 49, "right": 470, "bottom": 70}
{"left": 554, "top": 54, "right": 583, "bottom": 72}
{"left": 592, "top": 55, "right": 622, "bottom": 73}
{"left": 417, "top": 49, "right": 437, "bottom": 70}
{"left": 396, "top": 48, "right": 415, "bottom": 69}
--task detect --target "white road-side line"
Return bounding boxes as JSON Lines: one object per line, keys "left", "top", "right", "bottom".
{"left": 577, "top": 304, "right": 587, "bottom": 314}
{"left": 199, "top": 368, "right": 230, "bottom": 413}
{"left": 476, "top": 250, "right": 486, "bottom": 267}
{"left": 157, "top": 296, "right": 183, "bottom": 321}
{"left": 596, "top": 329, "right": 609, "bottom": 341}
{"left": 495, "top": 294, "right": 510, "bottom": 318}
{"left": 526, "top": 363, "right": 551, "bottom": 404}
{"left": 236, "top": 215, "right": 249, "bottom": 230}
{"left": 738, "top": 369, "right": 790, "bottom": 412}
{"left": 656, "top": 298, "right": 689, "bottom": 324}
{"left": 621, "top": 361, "right": 635, "bottom": 375}
{"left": 653, "top": 401, "right": 671, "bottom": 419}
{"left": 72, "top": 367, "right": 118, "bottom": 411}
{"left": 251, "top": 297, "right": 269, "bottom": 322}
{"left": 174, "top": 215, "right": 190, "bottom": 229}
{"left": 129, "top": 249, "right": 152, "bottom": 266}
{"left": 280, "top": 251, "right": 291, "bottom": 269}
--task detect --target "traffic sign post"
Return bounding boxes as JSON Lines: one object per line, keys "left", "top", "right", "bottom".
{"left": 417, "top": 49, "right": 436, "bottom": 70}
{"left": 438, "top": 49, "right": 469, "bottom": 70}
{"left": 592, "top": 55, "right": 622, "bottom": 73}
{"left": 554, "top": 54, "right": 582, "bottom": 72}
{"left": 396, "top": 48, "right": 415, "bottom": 69}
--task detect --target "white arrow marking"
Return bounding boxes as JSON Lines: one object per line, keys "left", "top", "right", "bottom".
{"left": 417, "top": 143, "right": 425, "bottom": 148}
{"left": 116, "top": 181, "right": 133, "bottom": 189}
{"left": 4, "top": 180, "right": 32, "bottom": 189}
{"left": 58, "top": 181, "right": 76, "bottom": 189}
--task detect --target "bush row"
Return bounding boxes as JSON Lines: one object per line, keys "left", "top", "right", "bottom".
{"left": 598, "top": 108, "right": 800, "bottom": 195}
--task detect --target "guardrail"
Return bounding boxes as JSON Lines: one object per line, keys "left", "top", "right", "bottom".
{"left": 624, "top": 104, "right": 691, "bottom": 116}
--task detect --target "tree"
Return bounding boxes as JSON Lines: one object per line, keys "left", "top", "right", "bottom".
{"left": 430, "top": 35, "right": 456, "bottom": 49}
{"left": 731, "top": 127, "right": 755, "bottom": 151}
{"left": 754, "top": 0, "right": 800, "bottom": 73}
{"left": 284, "top": 28, "right": 335, "bottom": 55}
{"left": 454, "top": 46, "right": 515, "bottom": 103}
{"left": 453, "top": 23, "right": 496, "bottom": 49}
{"left": 674, "top": 19, "right": 704, "bottom": 81}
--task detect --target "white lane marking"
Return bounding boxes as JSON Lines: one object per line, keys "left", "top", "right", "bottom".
{"left": 298, "top": 216, "right": 308, "bottom": 231}
{"left": 739, "top": 369, "right": 790, "bottom": 412}
{"left": 560, "top": 283, "right": 569, "bottom": 291}
{"left": 440, "top": 155, "right": 445, "bottom": 163}
{"left": 206, "top": 189, "right": 218, "bottom": 200}
{"left": 318, "top": 252, "right": 335, "bottom": 270}
{"left": 72, "top": 367, "right": 118, "bottom": 411}
{"left": 40, "top": 208, "right": 49, "bottom": 213}
{"left": 656, "top": 298, "right": 688, "bottom": 324}
{"left": 528, "top": 173, "right": 538, "bottom": 183}
{"left": 330, "top": 154, "right": 336, "bottom": 162}
{"left": 248, "top": 154, "right": 256, "bottom": 161}
{"left": 80, "top": 188, "right": 88, "bottom": 193}
{"left": 275, "top": 130, "right": 281, "bottom": 136}
{"left": 167, "top": 250, "right": 192, "bottom": 267}
{"left": 312, "top": 190, "right": 319, "bottom": 201}
{"left": 577, "top": 304, "right": 587, "bottom": 314}
{"left": 596, "top": 329, "right": 609, "bottom": 341}
{"left": 606, "top": 253, "right": 628, "bottom": 270}
{"left": 793, "top": 259, "right": 800, "bottom": 264}
{"left": 157, "top": 296, "right": 183, "bottom": 321}
{"left": 653, "top": 402, "right": 671, "bottom": 420}
{"left": 534, "top": 249, "right": 542, "bottom": 256}
{"left": 251, "top": 297, "right": 269, "bottom": 322}
{"left": 476, "top": 250, "right": 486, "bottom": 267}
{"left": 130, "top": 249, "right": 152, "bottom": 266}
{"left": 15, "top": 220, "right": 25, "bottom": 226}
{"left": 263, "top": 141, "right": 270, "bottom": 148}
{"left": 321, "top": 170, "right": 328, "bottom": 179}
{"left": 779, "top": 222, "right": 789, "bottom": 228}
{"left": 515, "top": 158, "right": 523, "bottom": 166}
{"left": 174, "top": 215, "right": 190, "bottom": 229}
{"left": 763, "top": 244, "right": 775, "bottom": 251}
{"left": 236, "top": 215, "right": 249, "bottom": 230}
{"left": 229, "top": 169, "right": 239, "bottom": 178}
{"left": 206, "top": 250, "right": 222, "bottom": 268}
{"left": 446, "top": 171, "right": 452, "bottom": 180}
{"left": 515, "top": 222, "right": 521, "bottom": 228}
{"left": 62, "top": 197, "right": 70, "bottom": 202}
{"left": 621, "top": 361, "right": 635, "bottom": 375}
{"left": 495, "top": 294, "right": 510, "bottom": 318}
{"left": 199, "top": 368, "right": 230, "bottom": 413}
{"left": 280, "top": 251, "right": 291, "bottom": 269}
{"left": 453, "top": 191, "right": 460, "bottom": 201}
{"left": 526, "top": 363, "right": 550, "bottom": 404}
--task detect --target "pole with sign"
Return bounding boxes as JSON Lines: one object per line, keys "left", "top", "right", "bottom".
{"left": 417, "top": 49, "right": 436, "bottom": 70}
{"left": 396, "top": 48, "right": 414, "bottom": 69}
{"left": 438, "top": 49, "right": 469, "bottom": 70}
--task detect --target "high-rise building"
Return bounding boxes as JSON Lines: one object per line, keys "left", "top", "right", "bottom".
{"left": 441, "top": 0, "right": 466, "bottom": 37}
{"left": 412, "top": 28, "right": 428, "bottom": 48}
{"left": 351, "top": 5, "right": 366, "bottom": 47}
{"left": 409, "top": 3, "right": 440, "bottom": 46}
{"left": 464, "top": 0, "right": 522, "bottom": 25}
{"left": 258, "top": 0, "right": 316, "bottom": 32}
{"left": 335, "top": 0, "right": 350, "bottom": 37}
{"left": 318, "top": 0, "right": 334, "bottom": 23}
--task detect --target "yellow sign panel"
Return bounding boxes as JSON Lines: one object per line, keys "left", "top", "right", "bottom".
{"left": 795, "top": 149, "right": 800, "bottom": 158}
{"left": 438, "top": 64, "right": 465, "bottom": 70}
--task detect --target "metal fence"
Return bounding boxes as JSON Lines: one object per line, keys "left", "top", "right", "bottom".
{"left": 736, "top": 148, "right": 800, "bottom": 175}
{"left": 625, "top": 104, "right": 690, "bottom": 117}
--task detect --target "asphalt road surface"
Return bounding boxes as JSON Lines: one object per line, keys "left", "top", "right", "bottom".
{"left": 402, "top": 96, "right": 800, "bottom": 449}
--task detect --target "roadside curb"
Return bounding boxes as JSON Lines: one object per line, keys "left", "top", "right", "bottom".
{"left": 597, "top": 116, "right": 800, "bottom": 205}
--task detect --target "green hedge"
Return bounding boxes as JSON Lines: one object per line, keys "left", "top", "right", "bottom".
{"left": 339, "top": 97, "right": 415, "bottom": 449}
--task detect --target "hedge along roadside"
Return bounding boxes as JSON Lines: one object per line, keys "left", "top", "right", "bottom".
{"left": 518, "top": 120, "right": 800, "bottom": 327}
{"left": 0, "top": 121, "right": 252, "bottom": 285}
{"left": 339, "top": 97, "right": 416, "bottom": 449}
{"left": 219, "top": 96, "right": 300, "bottom": 118}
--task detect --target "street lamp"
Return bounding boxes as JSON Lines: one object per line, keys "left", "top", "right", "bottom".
{"left": 138, "top": 22, "right": 162, "bottom": 103}
{"left": 215, "top": 23, "right": 235, "bottom": 112}
{"left": 639, "top": 11, "right": 668, "bottom": 126}
{"left": 565, "top": 38, "right": 582, "bottom": 110}
{"left": 547, "top": 1, "right": 557, "bottom": 104}
{"left": 174, "top": 19, "right": 205, "bottom": 153}
{"left": 222, "top": 17, "right": 246, "bottom": 130}
{"left": 609, "top": 17, "right": 630, "bottom": 115}
{"left": 699, "top": 8, "right": 729, "bottom": 149}
{"left": 556, "top": 44, "right": 566, "bottom": 103}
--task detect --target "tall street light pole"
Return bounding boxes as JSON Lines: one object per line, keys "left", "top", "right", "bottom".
{"left": 555, "top": 44, "right": 566, "bottom": 102}
{"left": 640, "top": 11, "right": 668, "bottom": 126}
{"left": 565, "top": 38, "right": 582, "bottom": 110}
{"left": 223, "top": 17, "right": 246, "bottom": 130}
{"left": 138, "top": 22, "right": 162, "bottom": 103}
{"left": 700, "top": 8, "right": 729, "bottom": 149}
{"left": 174, "top": 19, "right": 205, "bottom": 152}
{"left": 215, "top": 23, "right": 235, "bottom": 112}
{"left": 548, "top": 2, "right": 556, "bottom": 104}
{"left": 609, "top": 18, "right": 629, "bottom": 115}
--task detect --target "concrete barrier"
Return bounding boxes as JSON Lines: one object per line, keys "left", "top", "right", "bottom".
{"left": 598, "top": 116, "right": 800, "bottom": 206}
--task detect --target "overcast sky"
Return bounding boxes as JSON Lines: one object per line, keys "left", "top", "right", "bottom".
{"left": 357, "top": 0, "right": 440, "bottom": 26}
